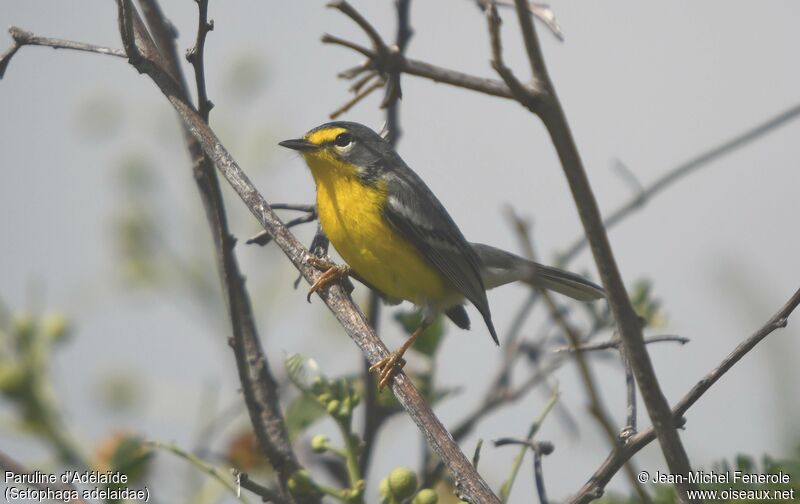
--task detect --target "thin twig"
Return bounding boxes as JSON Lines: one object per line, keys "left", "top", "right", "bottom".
{"left": 327, "top": 0, "right": 389, "bottom": 58}
{"left": 235, "top": 471, "right": 289, "bottom": 504}
{"left": 186, "top": 0, "right": 215, "bottom": 119}
{"left": 0, "top": 26, "right": 125, "bottom": 78}
{"left": 485, "top": 2, "right": 544, "bottom": 111}
{"left": 509, "top": 212, "right": 651, "bottom": 503}
{"left": 506, "top": 1, "right": 698, "bottom": 498}
{"left": 569, "top": 287, "right": 800, "bottom": 503}
{"left": 476, "top": 0, "right": 564, "bottom": 41}
{"left": 558, "top": 103, "right": 800, "bottom": 265}
{"left": 329, "top": 79, "right": 384, "bottom": 119}
{"left": 551, "top": 335, "right": 690, "bottom": 353}
{"left": 247, "top": 212, "right": 318, "bottom": 247}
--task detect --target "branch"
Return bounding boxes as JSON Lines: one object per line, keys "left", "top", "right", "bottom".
{"left": 113, "top": 2, "right": 499, "bottom": 501}
{"left": 503, "top": 2, "right": 698, "bottom": 498}
{"left": 569, "top": 287, "right": 800, "bottom": 503}
{"left": 0, "top": 26, "right": 124, "bottom": 78}
{"left": 509, "top": 211, "right": 650, "bottom": 502}
{"left": 235, "top": 471, "right": 290, "bottom": 504}
{"left": 558, "top": 103, "right": 800, "bottom": 265}
{"left": 129, "top": 0, "right": 309, "bottom": 499}
{"left": 185, "top": 0, "right": 215, "bottom": 119}
{"left": 551, "top": 335, "right": 690, "bottom": 353}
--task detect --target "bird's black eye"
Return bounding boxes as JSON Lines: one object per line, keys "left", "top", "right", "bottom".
{"left": 334, "top": 132, "right": 353, "bottom": 148}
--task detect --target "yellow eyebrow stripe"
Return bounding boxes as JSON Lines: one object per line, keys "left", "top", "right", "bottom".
{"left": 306, "top": 127, "right": 348, "bottom": 146}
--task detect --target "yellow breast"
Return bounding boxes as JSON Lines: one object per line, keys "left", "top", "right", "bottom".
{"left": 304, "top": 153, "right": 449, "bottom": 305}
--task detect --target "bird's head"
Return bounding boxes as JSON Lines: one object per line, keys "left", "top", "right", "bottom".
{"left": 279, "top": 122, "right": 395, "bottom": 183}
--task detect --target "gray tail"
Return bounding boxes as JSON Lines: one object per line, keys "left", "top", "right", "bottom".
{"left": 471, "top": 242, "right": 605, "bottom": 302}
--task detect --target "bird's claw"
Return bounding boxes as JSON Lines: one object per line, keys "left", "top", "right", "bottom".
{"left": 306, "top": 256, "right": 351, "bottom": 302}
{"left": 369, "top": 352, "right": 407, "bottom": 390}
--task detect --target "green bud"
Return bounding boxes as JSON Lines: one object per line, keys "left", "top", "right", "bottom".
{"left": 339, "top": 397, "right": 351, "bottom": 417}
{"left": 310, "top": 434, "right": 328, "bottom": 453}
{"left": 326, "top": 400, "right": 340, "bottom": 416}
{"left": 287, "top": 469, "right": 315, "bottom": 494}
{"left": 412, "top": 489, "right": 438, "bottom": 504}
{"left": 388, "top": 467, "right": 417, "bottom": 501}
{"left": 350, "top": 390, "right": 361, "bottom": 407}
{"left": 317, "top": 392, "right": 332, "bottom": 404}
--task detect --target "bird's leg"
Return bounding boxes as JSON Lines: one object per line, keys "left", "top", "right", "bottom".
{"left": 306, "top": 255, "right": 352, "bottom": 302}
{"left": 369, "top": 320, "right": 431, "bottom": 390}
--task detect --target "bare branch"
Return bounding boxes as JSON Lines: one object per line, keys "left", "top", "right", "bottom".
{"left": 570, "top": 287, "right": 800, "bottom": 503}
{"left": 0, "top": 26, "right": 124, "bottom": 78}
{"left": 559, "top": 103, "right": 800, "bottom": 265}
{"left": 185, "top": 0, "right": 214, "bottom": 119}
{"left": 329, "top": 79, "right": 384, "bottom": 119}
{"left": 508, "top": 212, "right": 651, "bottom": 503}
{"left": 485, "top": 2, "right": 544, "bottom": 112}
{"left": 235, "top": 471, "right": 289, "bottom": 504}
{"left": 507, "top": 1, "right": 697, "bottom": 497}
{"left": 128, "top": 1, "right": 310, "bottom": 499}
{"left": 551, "top": 335, "right": 690, "bottom": 353}
{"left": 476, "top": 0, "right": 564, "bottom": 41}
{"left": 327, "top": 0, "right": 389, "bottom": 58}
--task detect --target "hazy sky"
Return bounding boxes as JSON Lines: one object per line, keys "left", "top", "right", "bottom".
{"left": 2, "top": 1, "right": 799, "bottom": 502}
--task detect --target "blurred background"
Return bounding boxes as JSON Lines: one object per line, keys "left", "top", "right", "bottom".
{"left": 1, "top": 1, "right": 799, "bottom": 502}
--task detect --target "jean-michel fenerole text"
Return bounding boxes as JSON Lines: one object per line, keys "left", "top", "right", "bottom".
{"left": 650, "top": 470, "right": 791, "bottom": 485}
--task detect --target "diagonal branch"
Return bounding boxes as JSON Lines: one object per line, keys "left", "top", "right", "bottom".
{"left": 113, "top": 2, "right": 500, "bottom": 502}
{"left": 131, "top": 0, "right": 311, "bottom": 499}
{"left": 558, "top": 103, "right": 800, "bottom": 265}
{"left": 569, "top": 286, "right": 800, "bottom": 503}
{"left": 505, "top": 2, "right": 698, "bottom": 499}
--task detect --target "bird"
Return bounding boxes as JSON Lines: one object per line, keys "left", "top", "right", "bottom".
{"left": 279, "top": 121, "right": 604, "bottom": 389}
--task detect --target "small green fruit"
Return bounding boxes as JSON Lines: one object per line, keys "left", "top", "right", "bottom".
{"left": 310, "top": 434, "right": 328, "bottom": 453}
{"left": 412, "top": 488, "right": 438, "bottom": 504}
{"left": 388, "top": 467, "right": 417, "bottom": 500}
{"left": 326, "top": 400, "right": 340, "bottom": 415}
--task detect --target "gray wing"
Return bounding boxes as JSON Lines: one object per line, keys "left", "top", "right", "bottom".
{"left": 382, "top": 168, "right": 498, "bottom": 344}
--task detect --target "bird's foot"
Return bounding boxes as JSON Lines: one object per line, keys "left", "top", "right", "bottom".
{"left": 369, "top": 351, "right": 407, "bottom": 391}
{"left": 306, "top": 256, "right": 351, "bottom": 302}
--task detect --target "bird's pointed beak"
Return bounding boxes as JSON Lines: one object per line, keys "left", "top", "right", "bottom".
{"left": 278, "top": 138, "right": 319, "bottom": 152}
